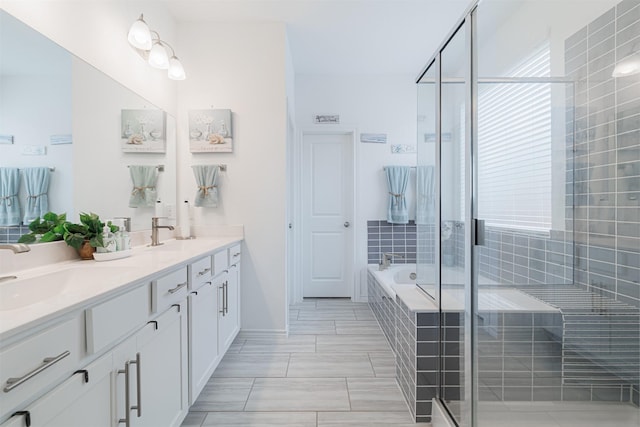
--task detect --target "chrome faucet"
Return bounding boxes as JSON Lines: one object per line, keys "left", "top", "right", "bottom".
{"left": 379, "top": 252, "right": 403, "bottom": 270}
{"left": 0, "top": 244, "right": 28, "bottom": 283}
{"left": 0, "top": 243, "right": 30, "bottom": 253}
{"left": 150, "top": 217, "right": 175, "bottom": 246}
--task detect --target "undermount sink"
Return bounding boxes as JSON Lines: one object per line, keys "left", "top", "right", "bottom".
{"left": 0, "top": 266, "right": 138, "bottom": 311}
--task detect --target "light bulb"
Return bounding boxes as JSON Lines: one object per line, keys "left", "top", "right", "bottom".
{"left": 148, "top": 42, "right": 169, "bottom": 69}
{"left": 127, "top": 15, "right": 152, "bottom": 50}
{"left": 612, "top": 52, "right": 640, "bottom": 77}
{"left": 168, "top": 56, "right": 186, "bottom": 80}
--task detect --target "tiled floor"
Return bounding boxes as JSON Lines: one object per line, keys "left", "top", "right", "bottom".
{"left": 181, "top": 299, "right": 417, "bottom": 427}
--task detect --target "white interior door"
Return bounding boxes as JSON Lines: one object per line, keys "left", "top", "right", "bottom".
{"left": 302, "top": 132, "right": 354, "bottom": 298}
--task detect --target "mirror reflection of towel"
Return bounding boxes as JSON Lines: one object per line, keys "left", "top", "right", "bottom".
{"left": 416, "top": 166, "right": 435, "bottom": 225}
{"left": 129, "top": 165, "right": 158, "bottom": 208}
{"left": 23, "top": 167, "right": 50, "bottom": 223}
{"left": 0, "top": 168, "right": 21, "bottom": 226}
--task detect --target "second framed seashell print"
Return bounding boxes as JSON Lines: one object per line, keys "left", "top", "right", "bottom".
{"left": 188, "top": 109, "right": 233, "bottom": 153}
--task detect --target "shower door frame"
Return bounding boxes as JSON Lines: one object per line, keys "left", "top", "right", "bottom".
{"left": 417, "top": 3, "right": 478, "bottom": 424}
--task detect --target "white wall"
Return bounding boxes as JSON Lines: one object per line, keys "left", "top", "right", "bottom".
{"left": 176, "top": 22, "right": 289, "bottom": 333}
{"left": 1, "top": 0, "right": 177, "bottom": 115}
{"left": 295, "top": 74, "right": 417, "bottom": 300}
{"left": 72, "top": 57, "right": 176, "bottom": 230}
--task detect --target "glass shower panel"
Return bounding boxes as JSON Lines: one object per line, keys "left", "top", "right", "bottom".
{"left": 473, "top": 1, "right": 639, "bottom": 426}
{"left": 440, "top": 23, "right": 470, "bottom": 426}
{"left": 417, "top": 63, "right": 437, "bottom": 301}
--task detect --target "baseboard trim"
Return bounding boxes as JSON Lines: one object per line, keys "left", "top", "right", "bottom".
{"left": 237, "top": 329, "right": 289, "bottom": 339}
{"left": 431, "top": 398, "right": 456, "bottom": 427}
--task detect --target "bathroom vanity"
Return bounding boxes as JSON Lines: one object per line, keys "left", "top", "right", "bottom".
{"left": 0, "top": 237, "right": 242, "bottom": 427}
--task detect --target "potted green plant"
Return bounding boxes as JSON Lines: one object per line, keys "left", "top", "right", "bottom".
{"left": 62, "top": 212, "right": 117, "bottom": 260}
{"left": 18, "top": 212, "right": 67, "bottom": 244}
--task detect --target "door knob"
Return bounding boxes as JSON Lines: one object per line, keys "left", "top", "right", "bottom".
{"left": 344, "top": 222, "right": 350, "bottom": 228}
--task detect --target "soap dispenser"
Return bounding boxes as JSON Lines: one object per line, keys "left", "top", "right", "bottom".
{"left": 97, "top": 225, "right": 117, "bottom": 253}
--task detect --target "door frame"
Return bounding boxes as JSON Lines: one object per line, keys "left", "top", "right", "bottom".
{"left": 292, "top": 126, "right": 357, "bottom": 303}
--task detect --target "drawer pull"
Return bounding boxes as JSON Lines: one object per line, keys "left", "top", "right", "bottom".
{"left": 197, "top": 268, "right": 211, "bottom": 276}
{"left": 3, "top": 350, "right": 70, "bottom": 392}
{"left": 171, "top": 303, "right": 181, "bottom": 312}
{"left": 74, "top": 369, "right": 89, "bottom": 383}
{"left": 233, "top": 252, "right": 240, "bottom": 257}
{"left": 147, "top": 320, "right": 158, "bottom": 330}
{"left": 168, "top": 281, "right": 187, "bottom": 294}
{"left": 11, "top": 411, "right": 31, "bottom": 427}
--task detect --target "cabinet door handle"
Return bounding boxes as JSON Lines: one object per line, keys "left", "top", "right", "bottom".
{"left": 11, "top": 411, "right": 31, "bottom": 427}
{"left": 131, "top": 353, "right": 142, "bottom": 418}
{"left": 224, "top": 281, "right": 229, "bottom": 314}
{"left": 3, "top": 350, "right": 70, "bottom": 392}
{"left": 198, "top": 267, "right": 211, "bottom": 276}
{"left": 73, "top": 369, "right": 89, "bottom": 383}
{"left": 168, "top": 281, "right": 187, "bottom": 294}
{"left": 219, "top": 284, "right": 225, "bottom": 315}
{"left": 118, "top": 361, "right": 131, "bottom": 427}
{"left": 233, "top": 252, "right": 240, "bottom": 257}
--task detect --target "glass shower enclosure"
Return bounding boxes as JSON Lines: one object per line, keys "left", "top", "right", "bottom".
{"left": 416, "top": 1, "right": 640, "bottom": 426}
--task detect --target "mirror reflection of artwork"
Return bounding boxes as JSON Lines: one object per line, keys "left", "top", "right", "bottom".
{"left": 189, "top": 109, "right": 233, "bottom": 153}
{"left": 121, "top": 109, "right": 166, "bottom": 153}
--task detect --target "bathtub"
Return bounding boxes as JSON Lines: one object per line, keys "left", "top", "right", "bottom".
{"left": 368, "top": 264, "right": 559, "bottom": 313}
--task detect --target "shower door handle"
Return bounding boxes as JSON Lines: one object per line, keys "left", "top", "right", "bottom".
{"left": 474, "top": 219, "right": 485, "bottom": 246}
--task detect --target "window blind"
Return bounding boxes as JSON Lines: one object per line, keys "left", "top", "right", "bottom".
{"left": 476, "top": 42, "right": 552, "bottom": 231}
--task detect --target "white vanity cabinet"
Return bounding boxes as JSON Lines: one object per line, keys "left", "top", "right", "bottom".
{"left": 0, "top": 352, "right": 113, "bottom": 427}
{"left": 187, "top": 280, "right": 219, "bottom": 403}
{"left": 111, "top": 300, "right": 189, "bottom": 427}
{"left": 219, "top": 258, "right": 240, "bottom": 354}
{"left": 0, "top": 238, "right": 242, "bottom": 427}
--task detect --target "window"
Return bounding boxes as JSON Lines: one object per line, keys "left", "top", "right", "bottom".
{"left": 476, "top": 43, "right": 552, "bottom": 231}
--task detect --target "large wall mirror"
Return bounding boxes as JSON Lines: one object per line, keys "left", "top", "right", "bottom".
{"left": 0, "top": 10, "right": 176, "bottom": 243}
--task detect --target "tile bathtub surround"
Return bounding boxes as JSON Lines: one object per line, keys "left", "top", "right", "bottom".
{"left": 367, "top": 220, "right": 418, "bottom": 265}
{"left": 182, "top": 299, "right": 413, "bottom": 427}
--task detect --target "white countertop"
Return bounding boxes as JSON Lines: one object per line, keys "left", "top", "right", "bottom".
{"left": 0, "top": 237, "right": 242, "bottom": 342}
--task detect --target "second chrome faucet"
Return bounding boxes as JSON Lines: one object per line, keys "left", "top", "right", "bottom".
{"left": 150, "top": 217, "right": 175, "bottom": 246}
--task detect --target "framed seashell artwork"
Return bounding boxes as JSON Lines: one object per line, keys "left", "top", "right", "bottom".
{"left": 121, "top": 109, "right": 166, "bottom": 153}
{"left": 188, "top": 109, "right": 233, "bottom": 153}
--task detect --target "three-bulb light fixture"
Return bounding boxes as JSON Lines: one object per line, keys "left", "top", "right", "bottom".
{"left": 127, "top": 14, "right": 186, "bottom": 80}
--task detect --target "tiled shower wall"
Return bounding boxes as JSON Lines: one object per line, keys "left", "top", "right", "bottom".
{"left": 566, "top": 0, "right": 640, "bottom": 308}
{"left": 367, "top": 220, "right": 417, "bottom": 265}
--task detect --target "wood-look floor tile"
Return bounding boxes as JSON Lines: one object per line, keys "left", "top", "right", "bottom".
{"left": 180, "top": 412, "right": 206, "bottom": 427}
{"left": 347, "top": 378, "right": 408, "bottom": 411}
{"left": 318, "top": 411, "right": 417, "bottom": 426}
{"left": 190, "top": 378, "right": 254, "bottom": 411}
{"left": 245, "top": 378, "right": 350, "bottom": 411}
{"left": 241, "top": 335, "right": 316, "bottom": 353}
{"left": 202, "top": 412, "right": 317, "bottom": 426}
{"left": 212, "top": 354, "right": 290, "bottom": 378}
{"left": 316, "top": 335, "right": 391, "bottom": 353}
{"left": 368, "top": 352, "right": 397, "bottom": 378}
{"left": 287, "top": 353, "right": 375, "bottom": 377}
{"left": 335, "top": 320, "right": 384, "bottom": 335}
{"left": 289, "top": 320, "right": 336, "bottom": 335}
{"left": 298, "top": 310, "right": 357, "bottom": 321}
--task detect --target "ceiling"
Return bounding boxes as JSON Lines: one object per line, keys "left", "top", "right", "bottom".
{"left": 166, "top": 0, "right": 471, "bottom": 75}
